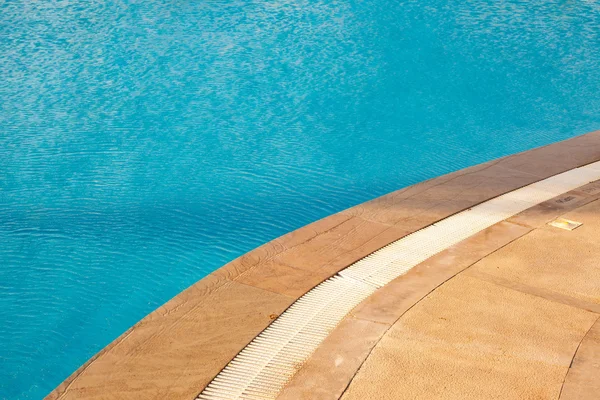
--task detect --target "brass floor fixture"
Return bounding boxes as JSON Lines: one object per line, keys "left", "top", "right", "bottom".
{"left": 197, "top": 161, "right": 600, "bottom": 400}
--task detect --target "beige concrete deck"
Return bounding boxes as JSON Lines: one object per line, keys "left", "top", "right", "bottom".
{"left": 335, "top": 199, "right": 600, "bottom": 400}
{"left": 47, "top": 130, "right": 600, "bottom": 400}
{"left": 277, "top": 183, "right": 600, "bottom": 400}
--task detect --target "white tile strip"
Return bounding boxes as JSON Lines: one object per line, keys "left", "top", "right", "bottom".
{"left": 197, "top": 160, "right": 600, "bottom": 400}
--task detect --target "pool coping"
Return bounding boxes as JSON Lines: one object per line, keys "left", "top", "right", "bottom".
{"left": 46, "top": 130, "right": 600, "bottom": 400}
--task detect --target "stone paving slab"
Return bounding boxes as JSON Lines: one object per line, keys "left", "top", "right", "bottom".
{"left": 341, "top": 275, "right": 597, "bottom": 400}
{"left": 474, "top": 200, "right": 600, "bottom": 305}
{"left": 560, "top": 318, "right": 600, "bottom": 400}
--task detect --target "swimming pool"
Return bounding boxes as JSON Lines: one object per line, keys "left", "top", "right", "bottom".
{"left": 1, "top": 1, "right": 600, "bottom": 398}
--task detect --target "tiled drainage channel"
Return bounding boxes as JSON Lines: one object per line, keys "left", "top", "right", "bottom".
{"left": 197, "top": 161, "right": 600, "bottom": 400}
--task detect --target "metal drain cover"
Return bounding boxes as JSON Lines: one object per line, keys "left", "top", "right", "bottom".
{"left": 548, "top": 218, "right": 583, "bottom": 231}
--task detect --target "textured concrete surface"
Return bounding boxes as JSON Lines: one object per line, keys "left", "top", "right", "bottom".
{"left": 336, "top": 200, "right": 600, "bottom": 400}
{"left": 277, "top": 317, "right": 390, "bottom": 400}
{"left": 560, "top": 318, "right": 600, "bottom": 400}
{"left": 278, "top": 189, "right": 600, "bottom": 400}
{"left": 47, "top": 130, "right": 600, "bottom": 400}
{"left": 341, "top": 275, "right": 597, "bottom": 400}
{"left": 277, "top": 221, "right": 533, "bottom": 400}
{"left": 473, "top": 201, "right": 600, "bottom": 306}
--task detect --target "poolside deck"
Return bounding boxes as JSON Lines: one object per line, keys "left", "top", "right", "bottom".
{"left": 47, "top": 130, "right": 600, "bottom": 400}
{"left": 280, "top": 194, "right": 600, "bottom": 400}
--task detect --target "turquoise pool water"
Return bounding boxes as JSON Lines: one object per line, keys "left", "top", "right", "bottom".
{"left": 1, "top": 1, "right": 600, "bottom": 398}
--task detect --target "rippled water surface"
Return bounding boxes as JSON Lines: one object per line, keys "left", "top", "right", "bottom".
{"left": 2, "top": 0, "right": 600, "bottom": 398}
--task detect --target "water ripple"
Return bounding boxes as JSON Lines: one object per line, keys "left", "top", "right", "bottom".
{"left": 1, "top": 0, "right": 600, "bottom": 398}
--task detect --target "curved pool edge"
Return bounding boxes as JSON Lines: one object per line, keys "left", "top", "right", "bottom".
{"left": 46, "top": 129, "right": 600, "bottom": 400}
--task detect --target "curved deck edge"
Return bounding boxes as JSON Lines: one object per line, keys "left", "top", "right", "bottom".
{"left": 46, "top": 130, "right": 600, "bottom": 400}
